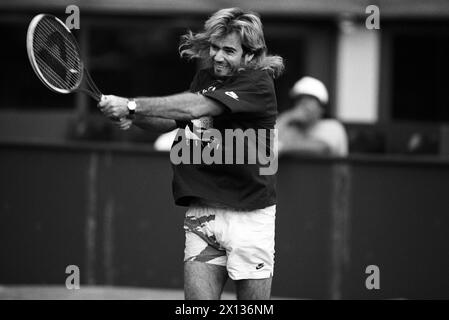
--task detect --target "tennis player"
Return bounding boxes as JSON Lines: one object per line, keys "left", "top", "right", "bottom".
{"left": 98, "top": 7, "right": 284, "bottom": 300}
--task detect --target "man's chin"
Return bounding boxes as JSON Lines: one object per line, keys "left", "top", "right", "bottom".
{"left": 214, "top": 69, "right": 231, "bottom": 78}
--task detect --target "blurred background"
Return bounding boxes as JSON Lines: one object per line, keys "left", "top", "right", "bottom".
{"left": 1, "top": 0, "right": 449, "bottom": 299}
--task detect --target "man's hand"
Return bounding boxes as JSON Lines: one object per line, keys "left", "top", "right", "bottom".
{"left": 98, "top": 95, "right": 129, "bottom": 119}
{"left": 114, "top": 118, "right": 133, "bottom": 131}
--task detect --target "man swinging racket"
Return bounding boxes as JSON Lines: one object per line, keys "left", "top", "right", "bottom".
{"left": 98, "top": 7, "right": 284, "bottom": 300}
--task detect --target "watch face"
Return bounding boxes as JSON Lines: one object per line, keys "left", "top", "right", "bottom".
{"left": 128, "top": 100, "right": 136, "bottom": 111}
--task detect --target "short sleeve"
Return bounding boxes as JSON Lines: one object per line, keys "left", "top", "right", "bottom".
{"left": 202, "top": 70, "right": 277, "bottom": 116}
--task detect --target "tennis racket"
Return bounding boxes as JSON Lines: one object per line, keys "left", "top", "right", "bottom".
{"left": 26, "top": 13, "right": 103, "bottom": 102}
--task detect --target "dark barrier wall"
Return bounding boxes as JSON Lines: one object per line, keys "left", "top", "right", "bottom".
{"left": 1, "top": 141, "right": 449, "bottom": 299}
{"left": 343, "top": 160, "right": 449, "bottom": 299}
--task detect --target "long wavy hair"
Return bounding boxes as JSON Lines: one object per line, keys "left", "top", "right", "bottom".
{"left": 179, "top": 8, "right": 284, "bottom": 79}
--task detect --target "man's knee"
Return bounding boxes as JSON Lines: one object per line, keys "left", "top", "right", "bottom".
{"left": 235, "top": 277, "right": 272, "bottom": 300}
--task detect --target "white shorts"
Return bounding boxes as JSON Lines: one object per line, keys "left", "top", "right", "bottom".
{"left": 183, "top": 203, "right": 276, "bottom": 280}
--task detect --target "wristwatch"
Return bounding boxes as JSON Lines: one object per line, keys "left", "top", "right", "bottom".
{"left": 127, "top": 98, "right": 137, "bottom": 117}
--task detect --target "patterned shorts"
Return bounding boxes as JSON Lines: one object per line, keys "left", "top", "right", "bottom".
{"left": 183, "top": 204, "right": 276, "bottom": 280}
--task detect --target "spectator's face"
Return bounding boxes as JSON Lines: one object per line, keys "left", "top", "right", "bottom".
{"left": 292, "top": 95, "right": 324, "bottom": 125}
{"left": 210, "top": 32, "right": 244, "bottom": 77}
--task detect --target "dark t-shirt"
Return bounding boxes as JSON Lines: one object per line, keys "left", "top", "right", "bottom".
{"left": 171, "top": 67, "right": 278, "bottom": 210}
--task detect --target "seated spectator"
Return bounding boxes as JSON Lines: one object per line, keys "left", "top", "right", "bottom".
{"left": 276, "top": 76, "right": 348, "bottom": 156}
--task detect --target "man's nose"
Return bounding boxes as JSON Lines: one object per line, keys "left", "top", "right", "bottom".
{"left": 214, "top": 50, "right": 225, "bottom": 62}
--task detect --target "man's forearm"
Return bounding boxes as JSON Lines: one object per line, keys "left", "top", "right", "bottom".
{"left": 132, "top": 115, "right": 177, "bottom": 133}
{"left": 135, "top": 92, "right": 222, "bottom": 120}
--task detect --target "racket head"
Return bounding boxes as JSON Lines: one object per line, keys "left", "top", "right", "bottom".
{"left": 26, "top": 14, "right": 84, "bottom": 94}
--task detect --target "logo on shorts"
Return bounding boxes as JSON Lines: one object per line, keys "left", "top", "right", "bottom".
{"left": 256, "top": 263, "right": 264, "bottom": 270}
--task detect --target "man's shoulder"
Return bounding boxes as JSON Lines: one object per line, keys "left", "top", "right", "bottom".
{"left": 195, "top": 68, "right": 215, "bottom": 81}
{"left": 195, "top": 67, "right": 273, "bottom": 83}
{"left": 227, "top": 68, "right": 275, "bottom": 94}
{"left": 235, "top": 68, "right": 273, "bottom": 83}
{"left": 190, "top": 68, "right": 216, "bottom": 92}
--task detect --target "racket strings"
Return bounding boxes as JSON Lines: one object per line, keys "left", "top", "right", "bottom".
{"left": 37, "top": 18, "right": 80, "bottom": 66}
{"left": 32, "top": 16, "right": 82, "bottom": 90}
{"left": 36, "top": 21, "right": 81, "bottom": 87}
{"left": 34, "top": 32, "right": 79, "bottom": 78}
{"left": 34, "top": 44, "right": 79, "bottom": 89}
{"left": 35, "top": 22, "right": 78, "bottom": 66}
{"left": 34, "top": 44, "right": 80, "bottom": 90}
{"left": 40, "top": 21, "right": 81, "bottom": 72}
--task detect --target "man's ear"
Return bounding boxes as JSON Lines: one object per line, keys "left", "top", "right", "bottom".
{"left": 244, "top": 53, "right": 254, "bottom": 64}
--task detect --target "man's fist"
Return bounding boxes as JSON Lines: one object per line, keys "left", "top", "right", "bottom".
{"left": 98, "top": 95, "right": 129, "bottom": 119}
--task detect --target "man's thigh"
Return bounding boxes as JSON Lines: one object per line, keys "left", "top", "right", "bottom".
{"left": 184, "top": 261, "right": 228, "bottom": 300}
{"left": 235, "top": 277, "right": 272, "bottom": 300}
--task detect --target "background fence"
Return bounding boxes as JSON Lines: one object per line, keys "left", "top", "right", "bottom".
{"left": 1, "top": 141, "right": 448, "bottom": 299}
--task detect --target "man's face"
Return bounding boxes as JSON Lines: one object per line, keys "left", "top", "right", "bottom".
{"left": 291, "top": 95, "right": 324, "bottom": 126}
{"left": 209, "top": 32, "right": 245, "bottom": 77}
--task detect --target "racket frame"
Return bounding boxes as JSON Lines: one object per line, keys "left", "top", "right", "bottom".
{"left": 26, "top": 14, "right": 103, "bottom": 101}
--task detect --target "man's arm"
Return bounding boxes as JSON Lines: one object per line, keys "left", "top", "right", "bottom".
{"left": 98, "top": 92, "right": 225, "bottom": 122}
{"left": 136, "top": 92, "right": 224, "bottom": 120}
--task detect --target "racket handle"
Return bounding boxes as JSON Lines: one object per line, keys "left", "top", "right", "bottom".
{"left": 92, "top": 93, "right": 104, "bottom": 102}
{"left": 77, "top": 87, "right": 102, "bottom": 101}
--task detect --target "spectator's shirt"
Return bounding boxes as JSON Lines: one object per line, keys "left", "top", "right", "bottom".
{"left": 307, "top": 120, "right": 348, "bottom": 156}
{"left": 171, "top": 67, "right": 278, "bottom": 210}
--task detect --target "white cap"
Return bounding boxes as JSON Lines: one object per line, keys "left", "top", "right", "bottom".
{"left": 290, "top": 76, "right": 329, "bottom": 105}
